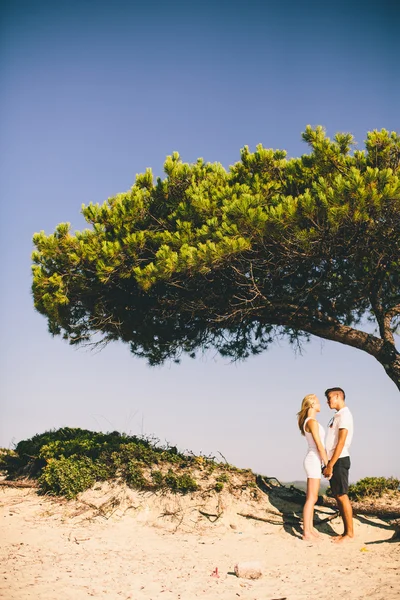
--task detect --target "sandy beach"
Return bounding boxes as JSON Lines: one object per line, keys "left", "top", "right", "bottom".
{"left": 1, "top": 481, "right": 399, "bottom": 600}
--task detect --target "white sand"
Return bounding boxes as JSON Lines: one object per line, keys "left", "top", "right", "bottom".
{"left": 1, "top": 483, "right": 399, "bottom": 600}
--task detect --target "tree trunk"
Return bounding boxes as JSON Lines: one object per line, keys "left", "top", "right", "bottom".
{"left": 281, "top": 315, "right": 400, "bottom": 393}
{"left": 377, "top": 342, "right": 400, "bottom": 393}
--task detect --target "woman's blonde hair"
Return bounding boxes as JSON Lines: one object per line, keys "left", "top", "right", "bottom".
{"left": 297, "top": 394, "right": 317, "bottom": 435}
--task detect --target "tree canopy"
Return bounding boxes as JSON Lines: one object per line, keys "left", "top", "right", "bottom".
{"left": 32, "top": 126, "right": 400, "bottom": 390}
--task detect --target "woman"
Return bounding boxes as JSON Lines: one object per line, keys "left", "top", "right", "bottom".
{"left": 297, "top": 394, "right": 329, "bottom": 541}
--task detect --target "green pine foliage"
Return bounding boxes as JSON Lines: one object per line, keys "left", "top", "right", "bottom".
{"left": 31, "top": 127, "right": 400, "bottom": 389}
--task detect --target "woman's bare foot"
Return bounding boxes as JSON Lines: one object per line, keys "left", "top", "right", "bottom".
{"left": 303, "top": 533, "right": 322, "bottom": 542}
{"left": 312, "top": 529, "right": 322, "bottom": 539}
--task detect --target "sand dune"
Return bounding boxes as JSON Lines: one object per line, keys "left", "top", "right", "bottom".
{"left": 1, "top": 482, "right": 399, "bottom": 600}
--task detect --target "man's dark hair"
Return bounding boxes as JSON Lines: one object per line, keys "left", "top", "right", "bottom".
{"left": 325, "top": 387, "right": 346, "bottom": 400}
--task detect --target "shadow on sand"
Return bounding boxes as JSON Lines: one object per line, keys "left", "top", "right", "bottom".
{"left": 256, "top": 476, "right": 400, "bottom": 543}
{"left": 256, "top": 475, "right": 337, "bottom": 539}
{"left": 357, "top": 514, "right": 400, "bottom": 545}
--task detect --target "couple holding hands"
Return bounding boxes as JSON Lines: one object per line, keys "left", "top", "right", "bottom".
{"left": 298, "top": 387, "right": 354, "bottom": 543}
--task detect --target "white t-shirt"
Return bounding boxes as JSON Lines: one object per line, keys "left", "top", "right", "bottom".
{"left": 325, "top": 406, "right": 353, "bottom": 460}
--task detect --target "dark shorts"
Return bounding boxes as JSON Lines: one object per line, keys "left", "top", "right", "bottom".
{"left": 329, "top": 456, "right": 351, "bottom": 496}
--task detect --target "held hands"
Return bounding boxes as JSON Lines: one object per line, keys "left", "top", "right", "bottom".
{"left": 322, "top": 464, "right": 333, "bottom": 480}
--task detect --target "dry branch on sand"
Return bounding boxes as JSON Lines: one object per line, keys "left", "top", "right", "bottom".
{"left": 322, "top": 494, "right": 400, "bottom": 520}
{"left": 0, "top": 480, "right": 37, "bottom": 489}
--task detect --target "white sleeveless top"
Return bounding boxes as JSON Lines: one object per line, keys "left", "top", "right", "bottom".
{"left": 304, "top": 417, "right": 325, "bottom": 453}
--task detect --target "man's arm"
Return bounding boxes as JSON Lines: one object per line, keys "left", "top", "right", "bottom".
{"left": 323, "top": 428, "right": 348, "bottom": 478}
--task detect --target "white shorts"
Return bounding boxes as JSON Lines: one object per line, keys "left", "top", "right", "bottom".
{"left": 303, "top": 451, "right": 322, "bottom": 479}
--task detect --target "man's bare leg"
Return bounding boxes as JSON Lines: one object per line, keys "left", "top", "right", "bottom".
{"left": 333, "top": 494, "right": 354, "bottom": 542}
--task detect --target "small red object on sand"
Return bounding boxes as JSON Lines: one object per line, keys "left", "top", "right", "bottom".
{"left": 211, "top": 567, "right": 220, "bottom": 578}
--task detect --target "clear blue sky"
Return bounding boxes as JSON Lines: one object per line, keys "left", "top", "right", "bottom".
{"left": 1, "top": 0, "right": 399, "bottom": 482}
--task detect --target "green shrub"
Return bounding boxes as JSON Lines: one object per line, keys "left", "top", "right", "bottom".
{"left": 205, "top": 462, "right": 217, "bottom": 474}
{"left": 347, "top": 477, "right": 400, "bottom": 501}
{"left": 214, "top": 482, "right": 224, "bottom": 492}
{"left": 164, "top": 469, "right": 198, "bottom": 493}
{"left": 38, "top": 456, "right": 97, "bottom": 499}
{"left": 151, "top": 470, "right": 164, "bottom": 486}
{"left": 0, "top": 448, "right": 45, "bottom": 479}
{"left": 124, "top": 461, "right": 148, "bottom": 489}
{"left": 17, "top": 428, "right": 108, "bottom": 458}
{"left": 0, "top": 449, "right": 18, "bottom": 473}
{"left": 3, "top": 427, "right": 217, "bottom": 498}
{"left": 216, "top": 473, "right": 230, "bottom": 483}
{"left": 9, "top": 428, "right": 129, "bottom": 478}
{"left": 110, "top": 442, "right": 163, "bottom": 467}
{"left": 39, "top": 439, "right": 105, "bottom": 461}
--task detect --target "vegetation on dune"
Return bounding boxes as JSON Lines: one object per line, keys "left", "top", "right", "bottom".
{"left": 31, "top": 127, "right": 400, "bottom": 389}
{"left": 0, "top": 428, "right": 248, "bottom": 500}
{"left": 347, "top": 476, "right": 400, "bottom": 501}
{"left": 324, "top": 475, "right": 400, "bottom": 501}
{"left": 1, "top": 430, "right": 398, "bottom": 507}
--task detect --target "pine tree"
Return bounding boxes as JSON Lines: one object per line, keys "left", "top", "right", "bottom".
{"left": 32, "top": 127, "right": 400, "bottom": 390}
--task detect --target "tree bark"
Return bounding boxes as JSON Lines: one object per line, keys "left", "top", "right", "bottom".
{"left": 377, "top": 342, "right": 400, "bottom": 392}
{"left": 273, "top": 313, "right": 400, "bottom": 392}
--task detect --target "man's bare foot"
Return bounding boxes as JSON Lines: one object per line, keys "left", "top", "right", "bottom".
{"left": 334, "top": 534, "right": 354, "bottom": 544}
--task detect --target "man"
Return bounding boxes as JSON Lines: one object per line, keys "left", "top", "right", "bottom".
{"left": 323, "top": 387, "right": 354, "bottom": 542}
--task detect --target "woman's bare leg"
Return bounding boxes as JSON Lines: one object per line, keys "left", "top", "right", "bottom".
{"left": 303, "top": 478, "right": 320, "bottom": 541}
